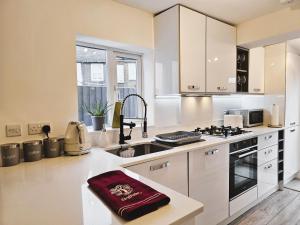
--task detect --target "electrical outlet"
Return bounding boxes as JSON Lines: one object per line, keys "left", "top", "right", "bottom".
{"left": 6, "top": 125, "right": 21, "bottom": 137}
{"left": 28, "top": 123, "right": 50, "bottom": 135}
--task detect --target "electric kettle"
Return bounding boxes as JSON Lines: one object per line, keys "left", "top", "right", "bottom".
{"left": 64, "top": 121, "right": 91, "bottom": 156}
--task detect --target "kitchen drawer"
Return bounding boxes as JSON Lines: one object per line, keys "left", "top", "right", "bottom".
{"left": 258, "top": 132, "right": 278, "bottom": 150}
{"left": 126, "top": 153, "right": 188, "bottom": 196}
{"left": 258, "top": 159, "right": 278, "bottom": 198}
{"left": 258, "top": 144, "right": 278, "bottom": 166}
{"left": 230, "top": 187, "right": 257, "bottom": 216}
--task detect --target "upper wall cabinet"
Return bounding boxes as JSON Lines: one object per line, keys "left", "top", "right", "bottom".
{"left": 206, "top": 17, "right": 236, "bottom": 93}
{"left": 249, "top": 47, "right": 265, "bottom": 94}
{"left": 180, "top": 7, "right": 206, "bottom": 93}
{"left": 154, "top": 5, "right": 236, "bottom": 95}
{"left": 154, "top": 5, "right": 206, "bottom": 95}
{"left": 265, "top": 42, "right": 300, "bottom": 127}
{"left": 264, "top": 43, "right": 286, "bottom": 95}
{"left": 154, "top": 6, "right": 180, "bottom": 96}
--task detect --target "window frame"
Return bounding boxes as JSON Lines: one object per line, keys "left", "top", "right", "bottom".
{"left": 76, "top": 42, "right": 144, "bottom": 125}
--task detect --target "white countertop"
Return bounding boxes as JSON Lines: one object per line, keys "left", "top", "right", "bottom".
{"left": 0, "top": 126, "right": 283, "bottom": 225}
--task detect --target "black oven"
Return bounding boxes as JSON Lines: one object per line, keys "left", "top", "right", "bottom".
{"left": 229, "top": 137, "right": 258, "bottom": 200}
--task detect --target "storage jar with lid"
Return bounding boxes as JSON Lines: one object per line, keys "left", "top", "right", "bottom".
{"left": 0, "top": 143, "right": 20, "bottom": 167}
{"left": 43, "top": 138, "right": 60, "bottom": 158}
{"left": 23, "top": 140, "right": 43, "bottom": 162}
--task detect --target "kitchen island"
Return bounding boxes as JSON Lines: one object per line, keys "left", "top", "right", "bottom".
{"left": 0, "top": 126, "right": 284, "bottom": 225}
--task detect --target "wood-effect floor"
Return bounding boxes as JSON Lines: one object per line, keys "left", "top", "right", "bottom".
{"left": 230, "top": 189, "right": 300, "bottom": 225}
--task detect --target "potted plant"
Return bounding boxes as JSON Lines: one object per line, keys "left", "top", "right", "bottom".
{"left": 83, "top": 102, "right": 111, "bottom": 131}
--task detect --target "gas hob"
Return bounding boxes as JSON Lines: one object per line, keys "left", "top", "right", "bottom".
{"left": 194, "top": 126, "right": 251, "bottom": 138}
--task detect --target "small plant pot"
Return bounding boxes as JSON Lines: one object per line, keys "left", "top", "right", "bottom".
{"left": 91, "top": 116, "right": 105, "bottom": 131}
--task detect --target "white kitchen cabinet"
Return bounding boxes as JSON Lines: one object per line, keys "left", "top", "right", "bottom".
{"left": 206, "top": 17, "right": 236, "bottom": 93}
{"left": 258, "top": 159, "right": 278, "bottom": 198}
{"left": 154, "top": 5, "right": 206, "bottom": 95}
{"left": 179, "top": 6, "right": 206, "bottom": 93}
{"left": 189, "top": 144, "right": 229, "bottom": 225}
{"left": 154, "top": 6, "right": 179, "bottom": 96}
{"left": 284, "top": 126, "right": 300, "bottom": 182}
{"left": 249, "top": 47, "right": 264, "bottom": 94}
{"left": 155, "top": 6, "right": 236, "bottom": 95}
{"left": 285, "top": 48, "right": 300, "bottom": 127}
{"left": 264, "top": 43, "right": 286, "bottom": 95}
{"left": 126, "top": 153, "right": 188, "bottom": 196}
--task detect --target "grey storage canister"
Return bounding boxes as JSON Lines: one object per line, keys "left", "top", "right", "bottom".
{"left": 43, "top": 138, "right": 60, "bottom": 158}
{"left": 0, "top": 143, "right": 20, "bottom": 167}
{"left": 23, "top": 140, "right": 43, "bottom": 162}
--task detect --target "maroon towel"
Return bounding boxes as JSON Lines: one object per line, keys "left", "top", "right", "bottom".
{"left": 87, "top": 170, "right": 170, "bottom": 220}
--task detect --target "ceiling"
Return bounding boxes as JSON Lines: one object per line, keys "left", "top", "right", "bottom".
{"left": 115, "top": 0, "right": 297, "bottom": 24}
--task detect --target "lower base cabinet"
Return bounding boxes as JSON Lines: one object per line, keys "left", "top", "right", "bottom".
{"left": 126, "top": 153, "right": 188, "bottom": 196}
{"left": 258, "top": 159, "right": 278, "bottom": 198}
{"left": 189, "top": 144, "right": 229, "bottom": 225}
{"left": 284, "top": 126, "right": 300, "bottom": 182}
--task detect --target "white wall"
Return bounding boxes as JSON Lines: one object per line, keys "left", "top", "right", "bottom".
{"left": 237, "top": 7, "right": 300, "bottom": 48}
{"left": 0, "top": 0, "right": 153, "bottom": 144}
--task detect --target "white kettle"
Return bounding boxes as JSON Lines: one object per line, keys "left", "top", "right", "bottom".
{"left": 64, "top": 121, "right": 91, "bottom": 156}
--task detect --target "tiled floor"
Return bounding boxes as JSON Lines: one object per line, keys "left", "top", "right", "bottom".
{"left": 230, "top": 189, "right": 300, "bottom": 225}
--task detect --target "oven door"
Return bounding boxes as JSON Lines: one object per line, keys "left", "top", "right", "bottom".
{"left": 229, "top": 146, "right": 257, "bottom": 200}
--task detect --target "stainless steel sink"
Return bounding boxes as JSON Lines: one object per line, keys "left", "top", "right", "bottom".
{"left": 106, "top": 142, "right": 173, "bottom": 158}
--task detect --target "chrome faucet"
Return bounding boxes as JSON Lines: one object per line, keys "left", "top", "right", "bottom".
{"left": 119, "top": 94, "right": 148, "bottom": 144}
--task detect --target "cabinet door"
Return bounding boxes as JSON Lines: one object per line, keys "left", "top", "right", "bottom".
{"left": 154, "top": 6, "right": 179, "bottom": 95}
{"left": 179, "top": 6, "right": 206, "bottom": 93}
{"left": 206, "top": 18, "right": 236, "bottom": 93}
{"left": 189, "top": 144, "right": 229, "bottom": 225}
{"left": 258, "top": 159, "right": 278, "bottom": 198}
{"left": 285, "top": 51, "right": 300, "bottom": 127}
{"left": 284, "top": 126, "right": 300, "bottom": 182}
{"left": 249, "top": 47, "right": 264, "bottom": 94}
{"left": 264, "top": 43, "right": 286, "bottom": 95}
{"left": 126, "top": 153, "right": 188, "bottom": 196}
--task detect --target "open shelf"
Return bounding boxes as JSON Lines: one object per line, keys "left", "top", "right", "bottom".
{"left": 236, "top": 47, "right": 249, "bottom": 93}
{"left": 278, "top": 130, "right": 285, "bottom": 184}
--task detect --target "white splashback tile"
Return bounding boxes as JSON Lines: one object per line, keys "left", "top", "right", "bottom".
{"left": 154, "top": 97, "right": 181, "bottom": 127}
{"left": 180, "top": 97, "right": 213, "bottom": 126}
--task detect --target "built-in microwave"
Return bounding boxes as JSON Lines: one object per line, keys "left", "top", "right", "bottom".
{"left": 227, "top": 109, "right": 263, "bottom": 128}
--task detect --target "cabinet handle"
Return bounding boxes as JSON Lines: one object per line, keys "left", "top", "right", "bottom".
{"left": 290, "top": 129, "right": 296, "bottom": 133}
{"left": 238, "top": 150, "right": 257, "bottom": 158}
{"left": 264, "top": 164, "right": 273, "bottom": 169}
{"left": 265, "top": 135, "right": 273, "bottom": 140}
{"left": 205, "top": 149, "right": 219, "bottom": 156}
{"left": 253, "top": 88, "right": 261, "bottom": 92}
{"left": 217, "top": 87, "right": 227, "bottom": 91}
{"left": 265, "top": 149, "right": 273, "bottom": 154}
{"left": 290, "top": 122, "right": 296, "bottom": 126}
{"left": 149, "top": 161, "right": 170, "bottom": 171}
{"left": 188, "top": 85, "right": 200, "bottom": 90}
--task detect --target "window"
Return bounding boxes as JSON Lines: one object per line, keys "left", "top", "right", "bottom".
{"left": 117, "top": 64, "right": 125, "bottom": 83}
{"left": 76, "top": 44, "right": 142, "bottom": 126}
{"left": 91, "top": 63, "right": 104, "bottom": 82}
